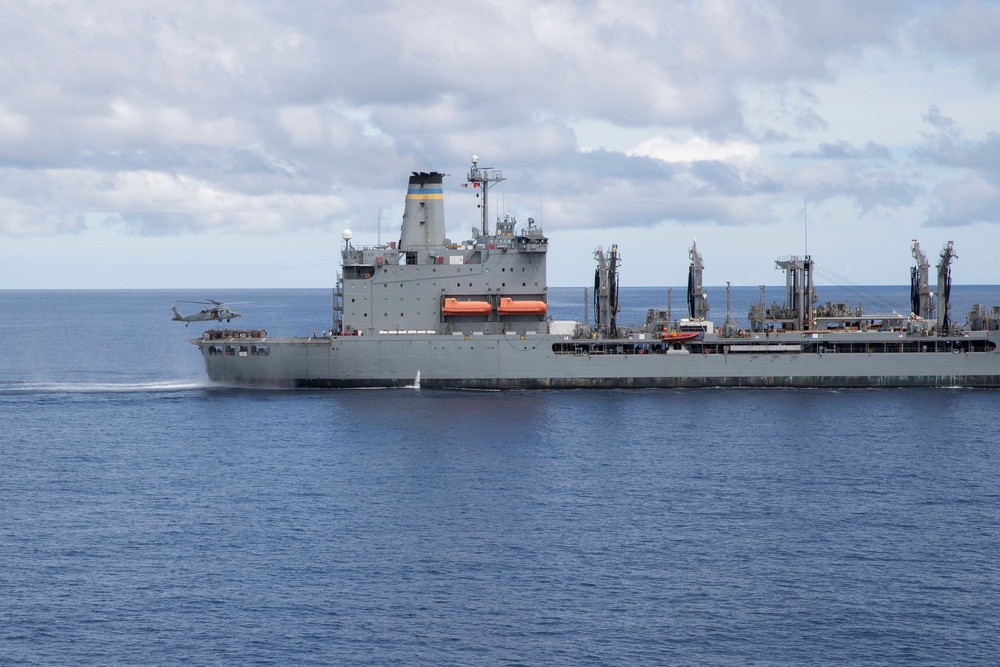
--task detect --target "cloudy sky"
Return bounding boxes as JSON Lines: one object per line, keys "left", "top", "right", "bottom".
{"left": 3, "top": 0, "right": 1000, "bottom": 289}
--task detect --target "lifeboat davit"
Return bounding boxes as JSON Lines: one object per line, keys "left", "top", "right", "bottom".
{"left": 498, "top": 297, "right": 548, "bottom": 315}
{"left": 442, "top": 298, "right": 492, "bottom": 316}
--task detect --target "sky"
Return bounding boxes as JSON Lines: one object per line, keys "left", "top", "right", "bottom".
{"left": 3, "top": 0, "right": 1000, "bottom": 289}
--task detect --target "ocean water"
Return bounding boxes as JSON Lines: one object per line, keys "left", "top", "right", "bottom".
{"left": 2, "top": 287, "right": 1000, "bottom": 665}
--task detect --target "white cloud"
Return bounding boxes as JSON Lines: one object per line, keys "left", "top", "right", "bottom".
{"left": 926, "top": 173, "right": 1000, "bottom": 227}
{"left": 0, "top": 168, "right": 350, "bottom": 236}
{"left": 2, "top": 0, "right": 1000, "bottom": 286}
{"left": 0, "top": 106, "right": 31, "bottom": 143}
{"left": 627, "top": 136, "right": 761, "bottom": 163}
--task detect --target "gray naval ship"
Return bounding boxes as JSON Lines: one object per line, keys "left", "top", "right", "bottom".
{"left": 192, "top": 157, "right": 1000, "bottom": 388}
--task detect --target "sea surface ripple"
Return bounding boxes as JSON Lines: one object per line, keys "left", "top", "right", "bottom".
{"left": 2, "top": 288, "right": 999, "bottom": 665}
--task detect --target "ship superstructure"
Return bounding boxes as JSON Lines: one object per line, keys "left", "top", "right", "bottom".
{"left": 191, "top": 159, "right": 1000, "bottom": 388}
{"left": 334, "top": 160, "right": 550, "bottom": 339}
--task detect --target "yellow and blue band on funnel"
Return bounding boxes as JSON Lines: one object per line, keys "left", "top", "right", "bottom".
{"left": 406, "top": 172, "right": 444, "bottom": 200}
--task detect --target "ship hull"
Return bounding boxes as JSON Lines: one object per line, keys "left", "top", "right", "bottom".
{"left": 194, "top": 333, "right": 1000, "bottom": 389}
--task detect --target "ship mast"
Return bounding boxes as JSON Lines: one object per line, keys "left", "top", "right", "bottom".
{"left": 775, "top": 255, "right": 814, "bottom": 330}
{"left": 937, "top": 241, "right": 956, "bottom": 333}
{"left": 467, "top": 155, "right": 506, "bottom": 237}
{"left": 910, "top": 239, "right": 934, "bottom": 321}
{"left": 688, "top": 240, "right": 709, "bottom": 320}
{"left": 593, "top": 245, "right": 620, "bottom": 338}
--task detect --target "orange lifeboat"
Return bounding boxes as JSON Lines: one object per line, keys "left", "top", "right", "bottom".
{"left": 498, "top": 297, "right": 548, "bottom": 315}
{"left": 442, "top": 298, "right": 492, "bottom": 316}
{"left": 661, "top": 330, "right": 702, "bottom": 342}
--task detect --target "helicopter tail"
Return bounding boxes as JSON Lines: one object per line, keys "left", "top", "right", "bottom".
{"left": 171, "top": 306, "right": 184, "bottom": 321}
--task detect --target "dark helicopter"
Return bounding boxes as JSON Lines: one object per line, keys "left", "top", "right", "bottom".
{"left": 171, "top": 300, "right": 241, "bottom": 326}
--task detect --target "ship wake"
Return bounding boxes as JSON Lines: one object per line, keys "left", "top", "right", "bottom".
{"left": 0, "top": 380, "right": 211, "bottom": 395}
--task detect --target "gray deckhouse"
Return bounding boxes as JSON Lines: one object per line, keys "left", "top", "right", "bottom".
{"left": 337, "top": 158, "right": 549, "bottom": 337}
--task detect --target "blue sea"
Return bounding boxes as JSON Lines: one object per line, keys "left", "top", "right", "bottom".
{"left": 2, "top": 286, "right": 1000, "bottom": 666}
